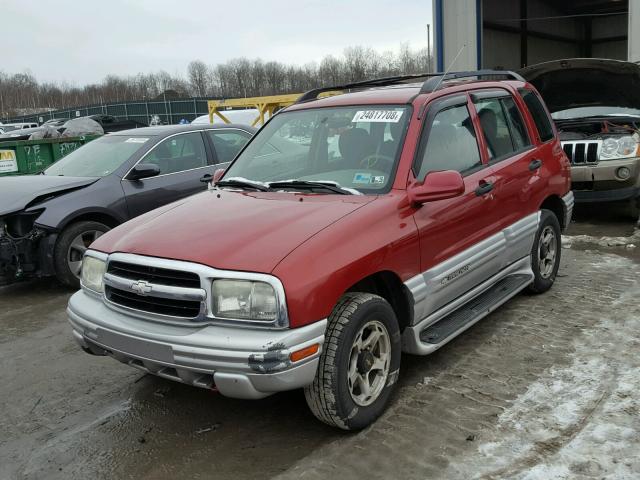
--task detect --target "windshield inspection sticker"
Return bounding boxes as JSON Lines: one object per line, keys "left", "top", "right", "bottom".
{"left": 125, "top": 137, "right": 149, "bottom": 143}
{"left": 370, "top": 175, "right": 385, "bottom": 184}
{"left": 352, "top": 110, "right": 403, "bottom": 123}
{"left": 353, "top": 173, "right": 372, "bottom": 184}
{"left": 0, "top": 150, "right": 18, "bottom": 173}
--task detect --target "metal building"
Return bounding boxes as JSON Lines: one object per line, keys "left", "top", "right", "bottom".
{"left": 433, "top": 0, "right": 636, "bottom": 71}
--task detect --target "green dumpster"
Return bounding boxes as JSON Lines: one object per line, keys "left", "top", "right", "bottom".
{"left": 0, "top": 134, "right": 101, "bottom": 176}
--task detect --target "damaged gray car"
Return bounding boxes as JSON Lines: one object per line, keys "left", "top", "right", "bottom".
{"left": 0, "top": 124, "right": 255, "bottom": 287}
{"left": 521, "top": 58, "right": 640, "bottom": 217}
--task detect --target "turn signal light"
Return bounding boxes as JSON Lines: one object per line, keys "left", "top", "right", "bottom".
{"left": 290, "top": 344, "right": 320, "bottom": 363}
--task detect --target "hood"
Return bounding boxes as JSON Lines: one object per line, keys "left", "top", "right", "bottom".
{"left": 519, "top": 58, "right": 640, "bottom": 113}
{"left": 91, "top": 189, "right": 375, "bottom": 274}
{"left": 0, "top": 175, "right": 98, "bottom": 216}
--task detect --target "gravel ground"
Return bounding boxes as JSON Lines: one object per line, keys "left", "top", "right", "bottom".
{"left": 1, "top": 211, "right": 639, "bottom": 480}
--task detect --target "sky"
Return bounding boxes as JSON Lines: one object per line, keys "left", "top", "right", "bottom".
{"left": 3, "top": 0, "right": 433, "bottom": 85}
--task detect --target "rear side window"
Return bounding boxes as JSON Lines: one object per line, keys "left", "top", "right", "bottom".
{"left": 519, "top": 88, "right": 554, "bottom": 142}
{"left": 473, "top": 96, "right": 531, "bottom": 160}
{"left": 416, "top": 104, "right": 482, "bottom": 180}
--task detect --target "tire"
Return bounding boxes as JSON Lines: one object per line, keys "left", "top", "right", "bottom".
{"left": 304, "top": 292, "right": 401, "bottom": 430}
{"left": 54, "top": 221, "right": 110, "bottom": 288}
{"left": 625, "top": 198, "right": 640, "bottom": 221}
{"left": 527, "top": 209, "right": 561, "bottom": 294}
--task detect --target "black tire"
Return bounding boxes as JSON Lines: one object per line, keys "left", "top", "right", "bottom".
{"left": 54, "top": 221, "right": 110, "bottom": 288}
{"left": 527, "top": 209, "right": 561, "bottom": 294}
{"left": 625, "top": 198, "right": 640, "bottom": 221}
{"left": 304, "top": 292, "right": 401, "bottom": 430}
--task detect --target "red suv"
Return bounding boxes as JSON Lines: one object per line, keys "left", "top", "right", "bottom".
{"left": 68, "top": 71, "right": 573, "bottom": 430}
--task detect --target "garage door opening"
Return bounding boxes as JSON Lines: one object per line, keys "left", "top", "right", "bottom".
{"left": 482, "top": 0, "right": 629, "bottom": 70}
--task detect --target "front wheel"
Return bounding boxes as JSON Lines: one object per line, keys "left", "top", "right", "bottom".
{"left": 54, "top": 221, "right": 110, "bottom": 288}
{"left": 304, "top": 292, "right": 401, "bottom": 430}
{"left": 527, "top": 209, "right": 561, "bottom": 294}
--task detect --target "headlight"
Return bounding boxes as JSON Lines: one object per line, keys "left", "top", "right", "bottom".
{"left": 212, "top": 279, "right": 278, "bottom": 322}
{"left": 599, "top": 135, "right": 640, "bottom": 160}
{"left": 81, "top": 254, "right": 106, "bottom": 293}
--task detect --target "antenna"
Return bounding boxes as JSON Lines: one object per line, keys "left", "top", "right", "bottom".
{"left": 422, "top": 44, "right": 467, "bottom": 104}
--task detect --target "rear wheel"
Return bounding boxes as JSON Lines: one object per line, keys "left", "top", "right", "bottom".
{"left": 527, "top": 209, "right": 561, "bottom": 294}
{"left": 54, "top": 221, "right": 109, "bottom": 288}
{"left": 304, "top": 292, "right": 401, "bottom": 430}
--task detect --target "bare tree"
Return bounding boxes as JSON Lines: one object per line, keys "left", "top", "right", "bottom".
{"left": 1, "top": 44, "right": 433, "bottom": 119}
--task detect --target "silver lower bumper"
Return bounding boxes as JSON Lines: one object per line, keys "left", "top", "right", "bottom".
{"left": 68, "top": 291, "right": 326, "bottom": 399}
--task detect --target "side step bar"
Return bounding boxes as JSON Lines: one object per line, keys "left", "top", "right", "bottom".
{"left": 419, "top": 274, "right": 531, "bottom": 346}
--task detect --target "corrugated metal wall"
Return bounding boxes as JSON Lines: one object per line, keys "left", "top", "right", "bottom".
{"left": 6, "top": 98, "right": 211, "bottom": 125}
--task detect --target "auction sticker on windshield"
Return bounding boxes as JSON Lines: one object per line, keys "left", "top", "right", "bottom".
{"left": 125, "top": 138, "right": 149, "bottom": 143}
{"left": 0, "top": 150, "right": 18, "bottom": 173}
{"left": 352, "top": 110, "right": 403, "bottom": 123}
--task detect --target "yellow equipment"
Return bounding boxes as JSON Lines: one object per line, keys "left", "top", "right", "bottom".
{"left": 208, "top": 94, "right": 302, "bottom": 127}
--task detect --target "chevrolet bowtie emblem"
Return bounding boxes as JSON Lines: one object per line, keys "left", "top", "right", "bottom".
{"left": 130, "top": 280, "right": 153, "bottom": 296}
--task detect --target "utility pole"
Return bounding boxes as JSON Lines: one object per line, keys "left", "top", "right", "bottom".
{"left": 427, "top": 24, "right": 432, "bottom": 73}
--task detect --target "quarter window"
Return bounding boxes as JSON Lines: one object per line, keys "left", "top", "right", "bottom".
{"left": 144, "top": 132, "right": 207, "bottom": 175}
{"left": 519, "top": 88, "right": 554, "bottom": 142}
{"left": 416, "top": 104, "right": 482, "bottom": 180}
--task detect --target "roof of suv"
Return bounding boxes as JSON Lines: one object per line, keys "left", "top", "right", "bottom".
{"left": 286, "top": 72, "right": 529, "bottom": 111}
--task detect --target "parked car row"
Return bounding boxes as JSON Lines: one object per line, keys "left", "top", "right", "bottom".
{"left": 2, "top": 57, "right": 638, "bottom": 431}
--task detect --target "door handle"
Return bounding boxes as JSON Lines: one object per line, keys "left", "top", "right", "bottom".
{"left": 529, "top": 159, "right": 543, "bottom": 171}
{"left": 475, "top": 181, "right": 494, "bottom": 196}
{"left": 200, "top": 173, "right": 213, "bottom": 183}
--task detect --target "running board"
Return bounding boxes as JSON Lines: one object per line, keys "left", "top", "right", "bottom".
{"left": 419, "top": 274, "right": 531, "bottom": 345}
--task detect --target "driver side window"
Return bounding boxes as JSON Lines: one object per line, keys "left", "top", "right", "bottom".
{"left": 416, "top": 104, "right": 482, "bottom": 181}
{"left": 144, "top": 132, "right": 207, "bottom": 175}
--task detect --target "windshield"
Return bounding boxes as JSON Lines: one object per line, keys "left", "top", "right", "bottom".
{"left": 223, "top": 105, "right": 410, "bottom": 194}
{"left": 44, "top": 135, "right": 152, "bottom": 177}
{"left": 552, "top": 106, "right": 640, "bottom": 120}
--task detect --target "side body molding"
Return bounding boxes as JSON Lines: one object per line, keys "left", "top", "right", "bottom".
{"left": 405, "top": 212, "right": 540, "bottom": 327}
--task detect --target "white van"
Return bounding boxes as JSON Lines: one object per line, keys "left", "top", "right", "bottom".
{"left": 191, "top": 109, "right": 270, "bottom": 127}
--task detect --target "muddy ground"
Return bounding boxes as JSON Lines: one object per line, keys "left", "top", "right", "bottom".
{"left": 1, "top": 205, "right": 639, "bottom": 480}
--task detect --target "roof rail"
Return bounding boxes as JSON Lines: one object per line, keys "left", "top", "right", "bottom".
{"left": 296, "top": 72, "right": 438, "bottom": 103}
{"left": 420, "top": 70, "right": 525, "bottom": 93}
{"left": 295, "top": 69, "right": 526, "bottom": 104}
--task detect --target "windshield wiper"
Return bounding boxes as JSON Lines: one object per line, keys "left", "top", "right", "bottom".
{"left": 268, "top": 180, "right": 354, "bottom": 195}
{"left": 216, "top": 178, "right": 270, "bottom": 192}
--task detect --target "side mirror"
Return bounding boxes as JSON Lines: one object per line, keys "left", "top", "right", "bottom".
{"left": 408, "top": 170, "right": 465, "bottom": 206}
{"left": 213, "top": 168, "right": 226, "bottom": 183}
{"left": 127, "top": 163, "right": 160, "bottom": 181}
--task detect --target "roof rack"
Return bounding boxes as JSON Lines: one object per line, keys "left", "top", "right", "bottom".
{"left": 420, "top": 70, "right": 525, "bottom": 93}
{"left": 296, "top": 69, "right": 525, "bottom": 103}
{"left": 295, "top": 72, "right": 438, "bottom": 103}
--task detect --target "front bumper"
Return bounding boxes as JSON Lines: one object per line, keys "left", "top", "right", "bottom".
{"left": 68, "top": 290, "right": 326, "bottom": 399}
{"left": 571, "top": 157, "right": 640, "bottom": 203}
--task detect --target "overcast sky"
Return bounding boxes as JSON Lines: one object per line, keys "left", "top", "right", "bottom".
{"left": 4, "top": 0, "right": 433, "bottom": 85}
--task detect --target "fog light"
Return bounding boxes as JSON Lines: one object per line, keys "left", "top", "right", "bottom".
{"left": 617, "top": 167, "right": 631, "bottom": 180}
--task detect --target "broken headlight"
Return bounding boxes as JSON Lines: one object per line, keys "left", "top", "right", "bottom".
{"left": 81, "top": 251, "right": 107, "bottom": 293}
{"left": 212, "top": 279, "right": 278, "bottom": 323}
{"left": 600, "top": 135, "right": 640, "bottom": 160}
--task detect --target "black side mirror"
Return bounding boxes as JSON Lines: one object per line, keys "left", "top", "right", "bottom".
{"left": 128, "top": 163, "right": 160, "bottom": 181}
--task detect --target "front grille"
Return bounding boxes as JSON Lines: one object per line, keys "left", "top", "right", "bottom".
{"left": 105, "top": 285, "right": 202, "bottom": 317}
{"left": 105, "top": 260, "right": 203, "bottom": 319}
{"left": 108, "top": 261, "right": 200, "bottom": 288}
{"left": 562, "top": 140, "right": 600, "bottom": 164}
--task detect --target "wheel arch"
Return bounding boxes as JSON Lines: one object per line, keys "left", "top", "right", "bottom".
{"left": 58, "top": 210, "right": 122, "bottom": 231}
{"left": 345, "top": 270, "right": 413, "bottom": 333}
{"left": 539, "top": 195, "right": 566, "bottom": 229}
